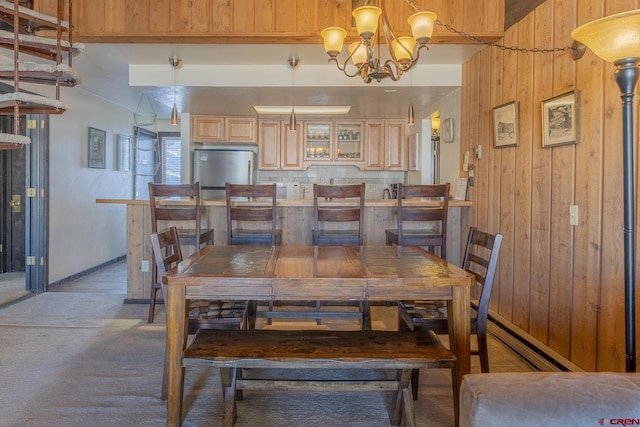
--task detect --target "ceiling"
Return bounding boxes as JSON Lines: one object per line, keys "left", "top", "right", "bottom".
{"left": 40, "top": 42, "right": 485, "bottom": 122}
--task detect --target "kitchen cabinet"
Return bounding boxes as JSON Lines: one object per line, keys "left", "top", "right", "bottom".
{"left": 191, "top": 115, "right": 256, "bottom": 143}
{"left": 364, "top": 120, "right": 406, "bottom": 170}
{"left": 258, "top": 120, "right": 303, "bottom": 170}
{"left": 303, "top": 121, "right": 365, "bottom": 167}
{"left": 303, "top": 122, "right": 333, "bottom": 161}
{"left": 335, "top": 121, "right": 363, "bottom": 162}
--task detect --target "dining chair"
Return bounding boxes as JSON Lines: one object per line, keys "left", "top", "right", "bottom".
{"left": 226, "top": 182, "right": 281, "bottom": 328}
{"left": 311, "top": 183, "right": 367, "bottom": 328}
{"left": 225, "top": 182, "right": 281, "bottom": 246}
{"left": 399, "top": 226, "right": 503, "bottom": 400}
{"left": 150, "top": 227, "right": 248, "bottom": 400}
{"left": 385, "top": 183, "right": 450, "bottom": 260}
{"left": 312, "top": 183, "right": 365, "bottom": 246}
{"left": 147, "top": 182, "right": 214, "bottom": 323}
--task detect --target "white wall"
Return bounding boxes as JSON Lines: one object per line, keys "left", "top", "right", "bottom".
{"left": 33, "top": 84, "right": 135, "bottom": 283}
{"left": 409, "top": 88, "right": 462, "bottom": 188}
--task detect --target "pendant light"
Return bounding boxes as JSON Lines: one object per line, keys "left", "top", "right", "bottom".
{"left": 407, "top": 69, "right": 415, "bottom": 125}
{"left": 288, "top": 56, "right": 299, "bottom": 131}
{"left": 169, "top": 56, "right": 182, "bottom": 126}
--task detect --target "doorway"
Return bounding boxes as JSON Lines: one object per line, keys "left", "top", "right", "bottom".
{"left": 0, "top": 113, "right": 47, "bottom": 302}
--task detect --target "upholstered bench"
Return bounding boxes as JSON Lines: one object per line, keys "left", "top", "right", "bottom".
{"left": 460, "top": 372, "right": 640, "bottom": 427}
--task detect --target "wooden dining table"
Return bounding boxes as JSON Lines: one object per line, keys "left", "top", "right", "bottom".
{"left": 163, "top": 244, "right": 474, "bottom": 426}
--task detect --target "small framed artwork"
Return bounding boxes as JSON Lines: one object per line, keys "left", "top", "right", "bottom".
{"left": 408, "top": 132, "right": 418, "bottom": 171}
{"left": 88, "top": 127, "right": 106, "bottom": 169}
{"left": 542, "top": 91, "right": 577, "bottom": 148}
{"left": 493, "top": 101, "right": 519, "bottom": 148}
{"left": 442, "top": 118, "right": 454, "bottom": 142}
{"left": 116, "top": 134, "right": 131, "bottom": 172}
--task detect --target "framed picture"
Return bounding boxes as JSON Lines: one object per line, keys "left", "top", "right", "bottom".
{"left": 88, "top": 127, "right": 106, "bottom": 169}
{"left": 408, "top": 132, "right": 418, "bottom": 171}
{"left": 116, "top": 134, "right": 131, "bottom": 172}
{"left": 442, "top": 118, "right": 454, "bottom": 143}
{"left": 493, "top": 101, "right": 519, "bottom": 148}
{"left": 542, "top": 91, "right": 577, "bottom": 148}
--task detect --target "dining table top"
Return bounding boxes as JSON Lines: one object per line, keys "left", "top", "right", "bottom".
{"left": 164, "top": 244, "right": 473, "bottom": 302}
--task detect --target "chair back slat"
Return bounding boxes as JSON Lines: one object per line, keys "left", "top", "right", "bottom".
{"left": 150, "top": 227, "right": 183, "bottom": 277}
{"left": 391, "top": 183, "right": 449, "bottom": 259}
{"left": 462, "top": 227, "right": 503, "bottom": 323}
{"left": 313, "top": 183, "right": 365, "bottom": 246}
{"left": 226, "top": 183, "right": 278, "bottom": 245}
{"left": 148, "top": 182, "right": 203, "bottom": 240}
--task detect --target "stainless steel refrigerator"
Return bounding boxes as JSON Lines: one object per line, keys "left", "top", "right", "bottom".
{"left": 192, "top": 147, "right": 256, "bottom": 200}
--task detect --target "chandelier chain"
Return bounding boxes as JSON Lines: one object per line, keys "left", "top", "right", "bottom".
{"left": 402, "top": 0, "right": 573, "bottom": 54}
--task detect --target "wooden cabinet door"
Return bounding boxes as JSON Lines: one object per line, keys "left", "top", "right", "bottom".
{"left": 281, "top": 121, "right": 303, "bottom": 170}
{"left": 191, "top": 115, "right": 224, "bottom": 143}
{"left": 364, "top": 121, "right": 384, "bottom": 170}
{"left": 258, "top": 121, "right": 280, "bottom": 170}
{"left": 385, "top": 121, "right": 406, "bottom": 170}
{"left": 226, "top": 117, "right": 256, "bottom": 143}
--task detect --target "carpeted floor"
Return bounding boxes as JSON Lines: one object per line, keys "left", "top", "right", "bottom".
{"left": 0, "top": 262, "right": 533, "bottom": 427}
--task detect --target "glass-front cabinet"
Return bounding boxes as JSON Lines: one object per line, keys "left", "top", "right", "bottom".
{"left": 304, "top": 122, "right": 332, "bottom": 160}
{"left": 335, "top": 121, "right": 363, "bottom": 161}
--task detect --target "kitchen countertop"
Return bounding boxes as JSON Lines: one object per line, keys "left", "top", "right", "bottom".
{"left": 96, "top": 198, "right": 473, "bottom": 207}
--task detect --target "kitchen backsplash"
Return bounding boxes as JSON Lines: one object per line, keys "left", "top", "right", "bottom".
{"left": 257, "top": 165, "right": 406, "bottom": 199}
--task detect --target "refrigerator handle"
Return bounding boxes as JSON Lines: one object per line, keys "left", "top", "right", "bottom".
{"left": 248, "top": 159, "right": 253, "bottom": 185}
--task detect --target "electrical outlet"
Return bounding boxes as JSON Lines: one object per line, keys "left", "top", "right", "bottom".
{"left": 141, "top": 260, "right": 150, "bottom": 272}
{"left": 369, "top": 185, "right": 376, "bottom": 193}
{"left": 569, "top": 205, "right": 579, "bottom": 226}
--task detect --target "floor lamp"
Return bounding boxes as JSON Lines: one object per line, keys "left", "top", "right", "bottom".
{"left": 572, "top": 10, "right": 640, "bottom": 373}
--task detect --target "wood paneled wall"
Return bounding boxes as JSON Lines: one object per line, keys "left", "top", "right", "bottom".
{"left": 461, "top": 0, "right": 640, "bottom": 372}
{"left": 34, "top": 0, "right": 504, "bottom": 43}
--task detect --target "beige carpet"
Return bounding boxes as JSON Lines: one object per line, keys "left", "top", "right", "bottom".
{"left": 0, "top": 263, "right": 533, "bottom": 427}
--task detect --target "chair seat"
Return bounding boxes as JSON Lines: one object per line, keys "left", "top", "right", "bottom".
{"left": 230, "top": 229, "right": 282, "bottom": 246}
{"left": 313, "top": 229, "right": 360, "bottom": 246}
{"left": 188, "top": 300, "right": 249, "bottom": 332}
{"left": 174, "top": 228, "right": 214, "bottom": 246}
{"left": 385, "top": 229, "right": 444, "bottom": 247}
{"left": 399, "top": 301, "right": 478, "bottom": 334}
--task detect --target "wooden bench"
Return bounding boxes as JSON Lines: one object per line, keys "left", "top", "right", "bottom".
{"left": 182, "top": 329, "right": 457, "bottom": 427}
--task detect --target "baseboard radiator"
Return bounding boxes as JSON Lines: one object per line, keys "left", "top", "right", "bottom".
{"left": 486, "top": 309, "right": 584, "bottom": 373}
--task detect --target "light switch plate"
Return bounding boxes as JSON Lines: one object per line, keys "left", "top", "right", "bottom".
{"left": 569, "top": 205, "right": 578, "bottom": 226}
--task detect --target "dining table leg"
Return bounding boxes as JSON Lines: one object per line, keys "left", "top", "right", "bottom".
{"left": 166, "top": 284, "right": 187, "bottom": 427}
{"left": 450, "top": 283, "right": 471, "bottom": 389}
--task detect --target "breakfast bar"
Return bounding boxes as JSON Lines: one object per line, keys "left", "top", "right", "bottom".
{"left": 96, "top": 198, "right": 472, "bottom": 303}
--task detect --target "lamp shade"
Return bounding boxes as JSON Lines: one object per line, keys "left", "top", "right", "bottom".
{"left": 349, "top": 41, "right": 368, "bottom": 67}
{"left": 352, "top": 6, "right": 381, "bottom": 39}
{"left": 321, "top": 27, "right": 347, "bottom": 58}
{"left": 431, "top": 116, "right": 441, "bottom": 130}
{"left": 571, "top": 9, "right": 640, "bottom": 63}
{"left": 170, "top": 103, "right": 179, "bottom": 126}
{"left": 392, "top": 37, "right": 417, "bottom": 65}
{"left": 408, "top": 11, "right": 437, "bottom": 45}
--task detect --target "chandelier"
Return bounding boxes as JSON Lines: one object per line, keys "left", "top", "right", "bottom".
{"left": 320, "top": 0, "right": 436, "bottom": 83}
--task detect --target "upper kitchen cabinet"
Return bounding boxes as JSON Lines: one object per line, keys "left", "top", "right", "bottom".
{"left": 303, "top": 122, "right": 333, "bottom": 161}
{"left": 191, "top": 115, "right": 256, "bottom": 144}
{"left": 335, "top": 122, "right": 363, "bottom": 162}
{"left": 258, "top": 120, "right": 303, "bottom": 170}
{"left": 364, "top": 121, "right": 406, "bottom": 171}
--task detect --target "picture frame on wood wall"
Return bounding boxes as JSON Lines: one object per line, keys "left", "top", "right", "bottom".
{"left": 542, "top": 91, "right": 577, "bottom": 148}
{"left": 493, "top": 101, "right": 519, "bottom": 148}
{"left": 88, "top": 127, "right": 106, "bottom": 169}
